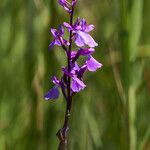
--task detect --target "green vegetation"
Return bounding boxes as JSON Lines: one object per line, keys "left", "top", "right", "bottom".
{"left": 0, "top": 0, "right": 150, "bottom": 149}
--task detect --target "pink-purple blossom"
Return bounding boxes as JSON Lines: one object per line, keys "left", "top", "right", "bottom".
{"left": 44, "top": 0, "right": 102, "bottom": 101}
{"left": 49, "top": 25, "right": 69, "bottom": 49}
{"left": 64, "top": 18, "right": 98, "bottom": 47}
{"left": 58, "top": 0, "right": 77, "bottom": 13}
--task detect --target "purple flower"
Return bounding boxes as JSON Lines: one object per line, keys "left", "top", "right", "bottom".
{"left": 62, "top": 63, "right": 86, "bottom": 92}
{"left": 49, "top": 25, "right": 69, "bottom": 49}
{"left": 71, "top": 76, "right": 86, "bottom": 92}
{"left": 44, "top": 86, "right": 59, "bottom": 100}
{"left": 58, "top": 0, "right": 71, "bottom": 13}
{"left": 86, "top": 55, "right": 103, "bottom": 72}
{"left": 44, "top": 76, "right": 61, "bottom": 100}
{"left": 46, "top": 0, "right": 102, "bottom": 100}
{"left": 64, "top": 18, "right": 98, "bottom": 47}
{"left": 58, "top": 0, "right": 77, "bottom": 13}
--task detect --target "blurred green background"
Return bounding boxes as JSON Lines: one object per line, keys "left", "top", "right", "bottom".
{"left": 0, "top": 0, "right": 150, "bottom": 149}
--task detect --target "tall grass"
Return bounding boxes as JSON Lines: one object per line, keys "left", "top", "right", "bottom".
{"left": 119, "top": 0, "right": 143, "bottom": 149}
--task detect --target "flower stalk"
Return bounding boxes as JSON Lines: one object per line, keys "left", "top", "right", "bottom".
{"left": 44, "top": 0, "right": 102, "bottom": 149}
{"left": 57, "top": 6, "right": 74, "bottom": 150}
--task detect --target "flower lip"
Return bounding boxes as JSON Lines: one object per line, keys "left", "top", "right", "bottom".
{"left": 75, "top": 30, "right": 98, "bottom": 47}
{"left": 86, "top": 55, "right": 103, "bottom": 72}
{"left": 44, "top": 86, "right": 59, "bottom": 100}
{"left": 71, "top": 76, "right": 86, "bottom": 92}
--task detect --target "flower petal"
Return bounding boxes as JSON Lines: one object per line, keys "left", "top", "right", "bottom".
{"left": 63, "top": 22, "right": 73, "bottom": 31}
{"left": 79, "top": 48, "right": 95, "bottom": 55}
{"left": 52, "top": 76, "right": 60, "bottom": 85}
{"left": 72, "top": 62, "right": 80, "bottom": 71}
{"left": 86, "top": 55, "right": 102, "bottom": 72}
{"left": 58, "top": 25, "right": 64, "bottom": 35}
{"left": 78, "top": 65, "right": 87, "bottom": 78}
{"left": 77, "top": 31, "right": 98, "bottom": 47}
{"left": 81, "top": 18, "right": 87, "bottom": 31}
{"left": 58, "top": 0, "right": 71, "bottom": 13}
{"left": 74, "top": 17, "right": 80, "bottom": 28}
{"left": 72, "top": 0, "right": 77, "bottom": 6}
{"left": 71, "top": 77, "right": 86, "bottom": 92}
{"left": 49, "top": 40, "right": 56, "bottom": 49}
{"left": 44, "top": 86, "right": 59, "bottom": 100}
{"left": 54, "top": 39, "right": 61, "bottom": 46}
{"left": 85, "top": 24, "right": 95, "bottom": 32}
{"left": 74, "top": 34, "right": 85, "bottom": 47}
{"left": 51, "top": 28, "right": 57, "bottom": 38}
{"left": 71, "top": 51, "right": 77, "bottom": 59}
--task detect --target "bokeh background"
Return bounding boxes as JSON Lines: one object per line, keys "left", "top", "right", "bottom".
{"left": 0, "top": 0, "right": 150, "bottom": 149}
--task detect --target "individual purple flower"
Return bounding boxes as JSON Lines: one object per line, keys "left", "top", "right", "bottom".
{"left": 62, "top": 63, "right": 86, "bottom": 92}
{"left": 71, "top": 63, "right": 86, "bottom": 92}
{"left": 44, "top": 76, "right": 61, "bottom": 100}
{"left": 64, "top": 18, "right": 98, "bottom": 47}
{"left": 58, "top": 0, "right": 77, "bottom": 13}
{"left": 49, "top": 25, "right": 69, "bottom": 49}
{"left": 86, "top": 55, "right": 103, "bottom": 72}
{"left": 58, "top": 0, "right": 71, "bottom": 13}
